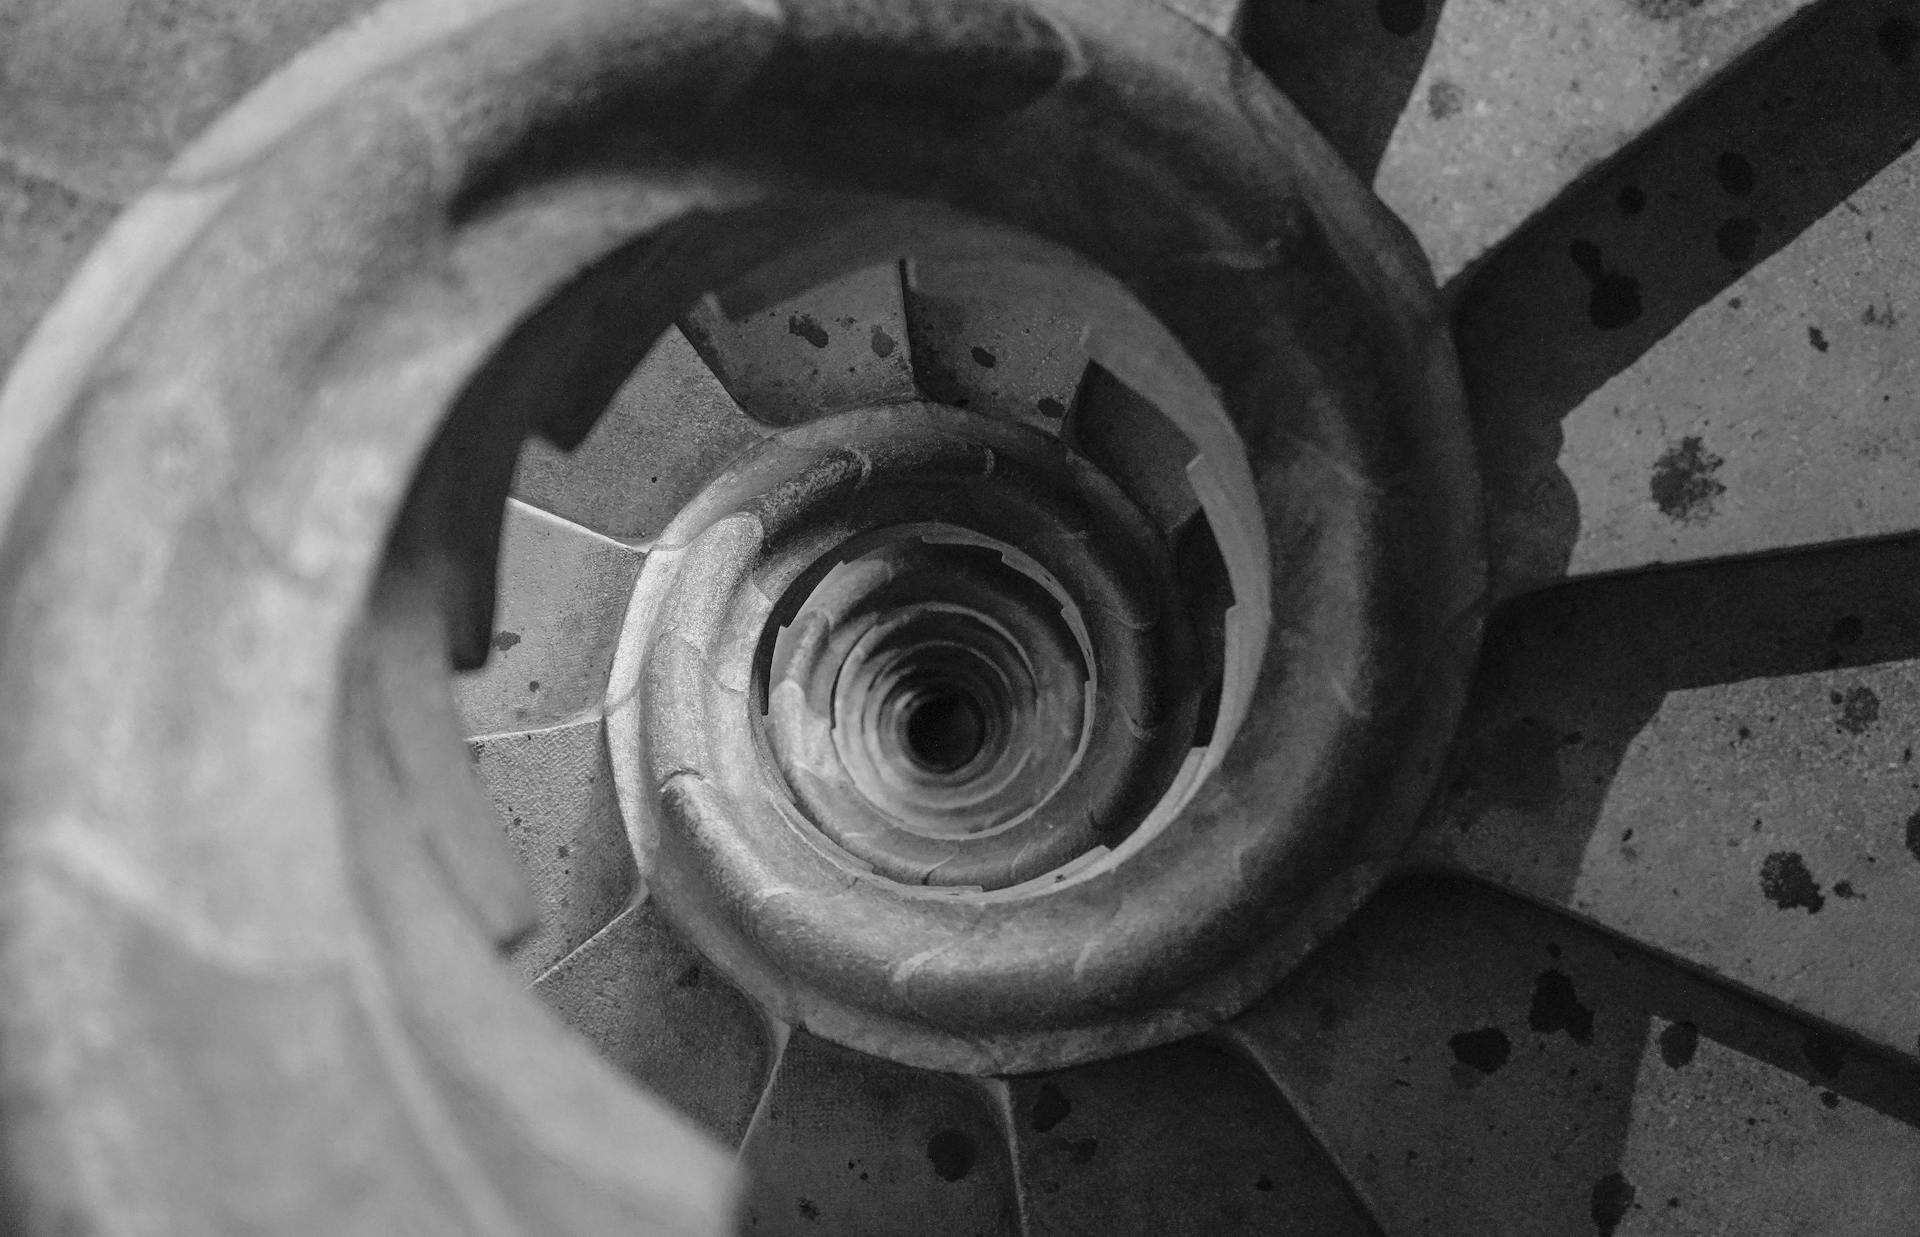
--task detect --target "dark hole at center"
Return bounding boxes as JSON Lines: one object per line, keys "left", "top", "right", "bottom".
{"left": 903, "top": 690, "right": 987, "bottom": 774}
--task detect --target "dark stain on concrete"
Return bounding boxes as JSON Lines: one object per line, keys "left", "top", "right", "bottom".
{"left": 797, "top": 1198, "right": 820, "bottom": 1222}
{"left": 1863, "top": 300, "right": 1899, "bottom": 328}
{"left": 1650, "top": 436, "right": 1726, "bottom": 522}
{"left": 1427, "top": 79, "right": 1466, "bottom": 120}
{"left": 788, "top": 314, "right": 830, "bottom": 348}
{"left": 1529, "top": 970, "right": 1596, "bottom": 1045}
{"left": 490, "top": 630, "right": 521, "bottom": 652}
{"left": 869, "top": 324, "right": 897, "bottom": 358}
{"left": 1253, "top": 1176, "right": 1275, "bottom": 1192}
{"left": 1803, "top": 1031, "right": 1847, "bottom": 1079}
{"left": 1715, "top": 151, "right": 1756, "bottom": 197}
{"left": 673, "top": 963, "right": 701, "bottom": 989}
{"left": 969, "top": 345, "right": 997, "bottom": 368}
{"left": 1834, "top": 879, "right": 1861, "bottom": 899}
{"left": 1832, "top": 684, "right": 1880, "bottom": 734}
{"left": 1591, "top": 1171, "right": 1636, "bottom": 1236}
{"left": 1879, "top": 16, "right": 1917, "bottom": 65}
{"left": 1808, "top": 325, "right": 1829, "bottom": 352}
{"left": 1036, "top": 397, "right": 1066, "bottom": 419}
{"left": 1716, "top": 216, "right": 1760, "bottom": 261}
{"left": 1569, "top": 239, "right": 1643, "bottom": 330}
{"left": 1377, "top": 0, "right": 1425, "bottom": 36}
{"left": 926, "top": 1129, "right": 977, "bottom": 1182}
{"left": 1821, "top": 1089, "right": 1842, "bottom": 1108}
{"left": 1028, "top": 1083, "right": 1071, "bottom": 1133}
{"left": 1760, "top": 850, "right": 1825, "bottom": 913}
{"left": 1658, "top": 1020, "right": 1698, "bottom": 1068}
{"left": 1904, "top": 810, "right": 1920, "bottom": 862}
{"left": 1449, "top": 1026, "right": 1513, "bottom": 1074}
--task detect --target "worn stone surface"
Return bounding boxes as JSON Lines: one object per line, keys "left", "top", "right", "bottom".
{"left": 1002, "top": 1039, "right": 1380, "bottom": 1235}
{"left": 451, "top": 498, "right": 644, "bottom": 738}
{"left": 1415, "top": 539, "right": 1920, "bottom": 1063}
{"left": 735, "top": 1031, "right": 1021, "bottom": 1237}
{"left": 1230, "top": 884, "right": 1920, "bottom": 1236}
{"left": 1455, "top": 0, "right": 1920, "bottom": 592}
{"left": 1247, "top": 0, "right": 1818, "bottom": 283}
{"left": 470, "top": 717, "right": 636, "bottom": 981}
{"left": 902, "top": 257, "right": 1088, "bottom": 431}
{"left": 679, "top": 265, "right": 920, "bottom": 430}
{"left": 533, "top": 898, "right": 772, "bottom": 1146}
{"left": 512, "top": 327, "right": 771, "bottom": 543}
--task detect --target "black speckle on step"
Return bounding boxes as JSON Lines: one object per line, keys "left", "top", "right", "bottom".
{"left": 1808, "top": 326, "right": 1828, "bottom": 352}
{"left": 787, "top": 314, "right": 830, "bottom": 348}
{"left": 1427, "top": 79, "right": 1465, "bottom": 120}
{"left": 927, "top": 1129, "right": 977, "bottom": 1182}
{"left": 1650, "top": 436, "right": 1725, "bottom": 522}
{"left": 1029, "top": 1083, "right": 1071, "bottom": 1132}
{"left": 491, "top": 630, "right": 521, "bottom": 652}
{"left": 1377, "top": 0, "right": 1425, "bottom": 36}
{"left": 1821, "top": 1090, "right": 1842, "bottom": 1108}
{"left": 1832, "top": 684, "right": 1880, "bottom": 734}
{"left": 1715, "top": 152, "right": 1756, "bottom": 197}
{"left": 1449, "top": 1027, "right": 1512, "bottom": 1074}
{"left": 869, "top": 325, "right": 898, "bottom": 357}
{"left": 1591, "top": 1172, "right": 1636, "bottom": 1237}
{"left": 1904, "top": 810, "right": 1920, "bottom": 862}
{"left": 1658, "top": 1020, "right": 1698, "bottom": 1068}
{"left": 969, "top": 346, "right": 997, "bottom": 368}
{"left": 1036, "top": 397, "right": 1066, "bottom": 418}
{"left": 674, "top": 964, "right": 701, "bottom": 989}
{"left": 797, "top": 1198, "right": 819, "bottom": 1222}
{"left": 1568, "top": 239, "right": 1642, "bottom": 330}
{"left": 1529, "top": 970, "right": 1595, "bottom": 1045}
{"left": 1760, "top": 851, "right": 1824, "bottom": 913}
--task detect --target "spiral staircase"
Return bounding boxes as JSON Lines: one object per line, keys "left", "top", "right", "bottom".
{"left": 3, "top": 0, "right": 1920, "bottom": 1234}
